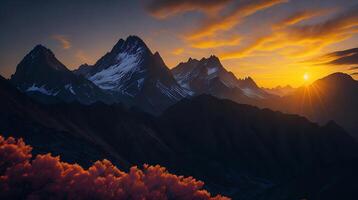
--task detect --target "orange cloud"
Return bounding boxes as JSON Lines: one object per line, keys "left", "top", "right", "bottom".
{"left": 221, "top": 34, "right": 275, "bottom": 59}
{"left": 190, "top": 36, "right": 241, "bottom": 48}
{"left": 52, "top": 35, "right": 71, "bottom": 49}
{"left": 285, "top": 8, "right": 358, "bottom": 41}
{"left": 273, "top": 9, "right": 327, "bottom": 29}
{"left": 221, "top": 6, "right": 358, "bottom": 60}
{"left": 148, "top": 0, "right": 287, "bottom": 50}
{"left": 172, "top": 48, "right": 184, "bottom": 55}
{"left": 147, "top": 0, "right": 231, "bottom": 19}
{"left": 187, "top": 0, "right": 288, "bottom": 40}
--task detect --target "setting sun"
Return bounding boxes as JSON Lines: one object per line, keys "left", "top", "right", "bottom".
{"left": 303, "top": 73, "right": 310, "bottom": 81}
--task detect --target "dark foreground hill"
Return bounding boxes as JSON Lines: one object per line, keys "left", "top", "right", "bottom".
{"left": 1, "top": 75, "right": 357, "bottom": 199}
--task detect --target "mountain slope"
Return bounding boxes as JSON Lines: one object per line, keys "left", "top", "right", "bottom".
{"left": 74, "top": 36, "right": 188, "bottom": 113}
{"left": 0, "top": 75, "right": 119, "bottom": 166}
{"left": 156, "top": 95, "right": 358, "bottom": 199}
{"left": 171, "top": 56, "right": 272, "bottom": 101}
{"left": 1, "top": 76, "right": 357, "bottom": 199}
{"left": 256, "top": 159, "right": 358, "bottom": 200}
{"left": 1, "top": 75, "right": 174, "bottom": 169}
{"left": 10, "top": 45, "right": 113, "bottom": 104}
{"left": 263, "top": 72, "right": 358, "bottom": 139}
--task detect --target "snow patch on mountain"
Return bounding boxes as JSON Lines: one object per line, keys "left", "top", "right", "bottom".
{"left": 26, "top": 84, "right": 58, "bottom": 96}
{"left": 137, "top": 78, "right": 145, "bottom": 89}
{"left": 65, "top": 84, "right": 76, "bottom": 95}
{"left": 242, "top": 88, "right": 264, "bottom": 99}
{"left": 89, "top": 51, "right": 144, "bottom": 91}
{"left": 207, "top": 67, "right": 218, "bottom": 75}
{"left": 156, "top": 81, "right": 187, "bottom": 100}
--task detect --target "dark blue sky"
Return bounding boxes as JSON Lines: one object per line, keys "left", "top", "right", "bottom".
{"left": 1, "top": 0, "right": 357, "bottom": 87}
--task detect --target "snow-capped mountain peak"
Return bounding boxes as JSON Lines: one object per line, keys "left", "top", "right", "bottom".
{"left": 88, "top": 48, "right": 145, "bottom": 91}
{"left": 172, "top": 55, "right": 272, "bottom": 100}
{"left": 74, "top": 35, "right": 188, "bottom": 113}
{"left": 111, "top": 35, "right": 150, "bottom": 56}
{"left": 11, "top": 45, "right": 114, "bottom": 104}
{"left": 172, "top": 55, "right": 236, "bottom": 91}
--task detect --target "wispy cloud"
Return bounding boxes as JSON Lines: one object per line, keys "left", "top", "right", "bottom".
{"left": 147, "top": 0, "right": 287, "bottom": 49}
{"left": 307, "top": 47, "right": 358, "bottom": 66}
{"left": 186, "top": 0, "right": 287, "bottom": 40}
{"left": 273, "top": 9, "right": 328, "bottom": 29}
{"left": 221, "top": 5, "right": 358, "bottom": 60}
{"left": 52, "top": 35, "right": 71, "bottom": 49}
{"left": 326, "top": 48, "right": 358, "bottom": 65}
{"left": 147, "top": 0, "right": 231, "bottom": 19}
{"left": 190, "top": 35, "right": 241, "bottom": 49}
{"left": 172, "top": 48, "right": 184, "bottom": 55}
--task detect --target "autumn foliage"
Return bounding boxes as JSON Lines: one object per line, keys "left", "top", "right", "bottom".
{"left": 0, "top": 135, "right": 229, "bottom": 200}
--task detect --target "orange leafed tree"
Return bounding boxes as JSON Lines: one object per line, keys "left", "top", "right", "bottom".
{"left": 0, "top": 135, "right": 230, "bottom": 200}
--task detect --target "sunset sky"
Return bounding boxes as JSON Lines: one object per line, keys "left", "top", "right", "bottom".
{"left": 1, "top": 0, "right": 358, "bottom": 87}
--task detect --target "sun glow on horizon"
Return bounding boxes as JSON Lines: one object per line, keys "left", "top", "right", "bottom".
{"left": 303, "top": 73, "right": 310, "bottom": 81}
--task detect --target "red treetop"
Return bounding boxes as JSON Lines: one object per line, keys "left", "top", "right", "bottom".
{"left": 0, "top": 135, "right": 230, "bottom": 200}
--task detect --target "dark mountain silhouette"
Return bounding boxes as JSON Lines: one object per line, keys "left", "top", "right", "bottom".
{"left": 256, "top": 158, "right": 358, "bottom": 200}
{"left": 1, "top": 75, "right": 173, "bottom": 169}
{"left": 158, "top": 95, "right": 358, "bottom": 198}
{"left": 171, "top": 55, "right": 272, "bottom": 101}
{"left": 74, "top": 35, "right": 188, "bottom": 113}
{"left": 262, "top": 72, "right": 358, "bottom": 139}
{"left": 10, "top": 45, "right": 114, "bottom": 105}
{"left": 0, "top": 75, "right": 117, "bottom": 166}
{"left": 1, "top": 76, "right": 357, "bottom": 199}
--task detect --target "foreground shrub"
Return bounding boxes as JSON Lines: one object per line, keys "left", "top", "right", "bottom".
{"left": 0, "top": 135, "right": 229, "bottom": 200}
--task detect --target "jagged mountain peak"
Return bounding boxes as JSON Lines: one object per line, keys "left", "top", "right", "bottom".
{"left": 20, "top": 44, "right": 68, "bottom": 72}
{"left": 10, "top": 45, "right": 114, "bottom": 105}
{"left": 203, "top": 55, "right": 220, "bottom": 61}
{"left": 172, "top": 55, "right": 272, "bottom": 100}
{"left": 32, "top": 44, "right": 52, "bottom": 54}
{"left": 11, "top": 45, "right": 69, "bottom": 85}
{"left": 173, "top": 55, "right": 229, "bottom": 81}
{"left": 200, "top": 56, "right": 222, "bottom": 70}
{"left": 28, "top": 44, "right": 56, "bottom": 61}
{"left": 111, "top": 35, "right": 150, "bottom": 56}
{"left": 126, "top": 35, "right": 146, "bottom": 45}
{"left": 153, "top": 51, "right": 161, "bottom": 58}
{"left": 74, "top": 36, "right": 187, "bottom": 113}
{"left": 153, "top": 51, "right": 165, "bottom": 65}
{"left": 174, "top": 55, "right": 225, "bottom": 77}
{"left": 181, "top": 55, "right": 221, "bottom": 65}
{"left": 188, "top": 57, "right": 196, "bottom": 62}
{"left": 238, "top": 76, "right": 258, "bottom": 87}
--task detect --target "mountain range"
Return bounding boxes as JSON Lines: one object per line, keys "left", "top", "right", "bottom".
{"left": 1, "top": 74, "right": 358, "bottom": 199}
{"left": 73, "top": 36, "right": 188, "bottom": 113}
{"left": 10, "top": 36, "right": 271, "bottom": 114}
{"left": 2, "top": 35, "right": 358, "bottom": 199}
{"left": 9, "top": 36, "right": 358, "bottom": 139}
{"left": 171, "top": 55, "right": 271, "bottom": 99}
